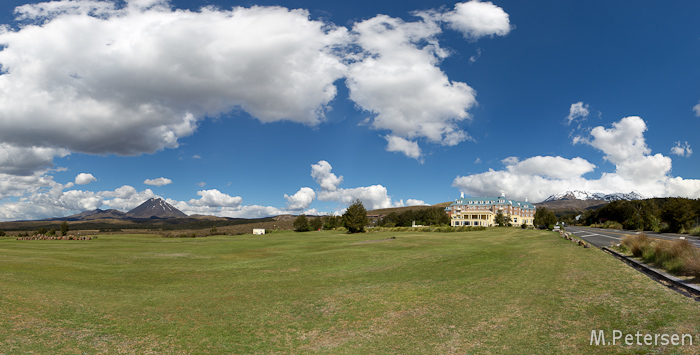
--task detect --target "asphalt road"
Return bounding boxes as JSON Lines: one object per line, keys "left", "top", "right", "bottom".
{"left": 566, "top": 226, "right": 700, "bottom": 249}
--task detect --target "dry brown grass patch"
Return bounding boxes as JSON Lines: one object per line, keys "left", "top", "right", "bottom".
{"left": 621, "top": 233, "right": 651, "bottom": 257}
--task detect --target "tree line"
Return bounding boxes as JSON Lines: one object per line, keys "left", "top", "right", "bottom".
{"left": 576, "top": 198, "right": 700, "bottom": 233}
{"left": 294, "top": 199, "right": 369, "bottom": 233}
{"left": 376, "top": 207, "right": 450, "bottom": 227}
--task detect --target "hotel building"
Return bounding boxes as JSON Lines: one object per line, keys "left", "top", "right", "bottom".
{"left": 445, "top": 193, "right": 536, "bottom": 227}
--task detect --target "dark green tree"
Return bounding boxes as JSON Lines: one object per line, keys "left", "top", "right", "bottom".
{"left": 60, "top": 221, "right": 70, "bottom": 236}
{"left": 37, "top": 227, "right": 48, "bottom": 235}
{"left": 661, "top": 198, "right": 696, "bottom": 232}
{"left": 495, "top": 211, "right": 507, "bottom": 227}
{"left": 343, "top": 199, "right": 369, "bottom": 234}
{"left": 310, "top": 217, "right": 323, "bottom": 231}
{"left": 293, "top": 215, "right": 311, "bottom": 232}
{"left": 323, "top": 215, "right": 341, "bottom": 230}
{"left": 534, "top": 207, "right": 556, "bottom": 229}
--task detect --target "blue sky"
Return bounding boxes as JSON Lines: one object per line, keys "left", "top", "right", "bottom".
{"left": 0, "top": 0, "right": 698, "bottom": 220}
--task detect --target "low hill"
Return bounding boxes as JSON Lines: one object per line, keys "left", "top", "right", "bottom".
{"left": 369, "top": 202, "right": 452, "bottom": 216}
{"left": 534, "top": 199, "right": 608, "bottom": 213}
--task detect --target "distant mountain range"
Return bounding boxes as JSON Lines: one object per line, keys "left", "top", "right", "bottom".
{"left": 542, "top": 190, "right": 644, "bottom": 203}
{"left": 54, "top": 198, "right": 187, "bottom": 221}
{"left": 535, "top": 190, "right": 644, "bottom": 213}
{"left": 127, "top": 198, "right": 187, "bottom": 218}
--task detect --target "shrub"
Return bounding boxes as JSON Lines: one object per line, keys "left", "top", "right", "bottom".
{"left": 293, "top": 215, "right": 311, "bottom": 232}
{"left": 691, "top": 226, "right": 700, "bottom": 237}
{"left": 682, "top": 251, "right": 700, "bottom": 279}
{"left": 642, "top": 247, "right": 656, "bottom": 264}
{"left": 622, "top": 234, "right": 651, "bottom": 258}
{"left": 663, "top": 258, "right": 685, "bottom": 275}
{"left": 652, "top": 240, "right": 673, "bottom": 265}
{"left": 669, "top": 239, "right": 691, "bottom": 260}
{"left": 602, "top": 221, "right": 624, "bottom": 229}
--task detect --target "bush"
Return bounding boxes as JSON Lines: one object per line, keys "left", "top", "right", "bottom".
{"left": 691, "top": 226, "right": 700, "bottom": 237}
{"left": 652, "top": 240, "right": 674, "bottom": 265}
{"left": 669, "top": 239, "right": 691, "bottom": 260}
{"left": 602, "top": 221, "right": 624, "bottom": 229}
{"left": 293, "top": 215, "right": 311, "bottom": 232}
{"left": 663, "top": 258, "right": 685, "bottom": 275}
{"left": 621, "top": 234, "right": 651, "bottom": 258}
{"left": 682, "top": 251, "right": 700, "bottom": 279}
{"left": 621, "top": 234, "right": 700, "bottom": 278}
{"left": 437, "top": 227, "right": 455, "bottom": 233}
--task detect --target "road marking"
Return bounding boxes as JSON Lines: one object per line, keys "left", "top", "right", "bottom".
{"left": 570, "top": 228, "right": 700, "bottom": 249}
{"left": 577, "top": 233, "right": 621, "bottom": 241}
{"left": 569, "top": 230, "right": 622, "bottom": 240}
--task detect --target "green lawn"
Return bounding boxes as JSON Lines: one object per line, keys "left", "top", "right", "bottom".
{"left": 1, "top": 229, "right": 699, "bottom": 354}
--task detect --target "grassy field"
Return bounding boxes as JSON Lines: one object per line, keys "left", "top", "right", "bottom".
{"left": 1, "top": 229, "right": 699, "bottom": 354}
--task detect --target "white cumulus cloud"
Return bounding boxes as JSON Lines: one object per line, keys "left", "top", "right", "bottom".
{"left": 0, "top": 0, "right": 348, "bottom": 158}
{"left": 188, "top": 189, "right": 243, "bottom": 208}
{"left": 454, "top": 115, "right": 700, "bottom": 202}
{"left": 311, "top": 160, "right": 343, "bottom": 192}
{"left": 0, "top": 0, "right": 513, "bottom": 172}
{"left": 144, "top": 177, "right": 172, "bottom": 186}
{"left": 406, "top": 199, "right": 429, "bottom": 206}
{"left": 347, "top": 12, "right": 477, "bottom": 159}
{"left": 385, "top": 135, "right": 423, "bottom": 160}
{"left": 310, "top": 160, "right": 407, "bottom": 210}
{"left": 75, "top": 173, "right": 97, "bottom": 185}
{"left": 504, "top": 156, "right": 596, "bottom": 180}
{"left": 442, "top": 0, "right": 512, "bottom": 40}
{"left": 284, "top": 187, "right": 316, "bottom": 211}
{"left": 102, "top": 185, "right": 158, "bottom": 210}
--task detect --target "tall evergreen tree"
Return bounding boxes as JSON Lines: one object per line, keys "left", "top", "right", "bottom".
{"left": 343, "top": 199, "right": 368, "bottom": 234}
{"left": 60, "top": 221, "right": 70, "bottom": 236}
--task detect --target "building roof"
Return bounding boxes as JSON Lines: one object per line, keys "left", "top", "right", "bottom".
{"left": 446, "top": 196, "right": 536, "bottom": 210}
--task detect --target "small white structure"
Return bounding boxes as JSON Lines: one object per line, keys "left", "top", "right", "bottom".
{"left": 253, "top": 229, "right": 265, "bottom": 235}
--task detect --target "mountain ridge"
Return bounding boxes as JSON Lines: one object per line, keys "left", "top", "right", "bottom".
{"left": 126, "top": 198, "right": 187, "bottom": 218}
{"left": 542, "top": 190, "right": 644, "bottom": 203}
{"left": 49, "top": 198, "right": 187, "bottom": 221}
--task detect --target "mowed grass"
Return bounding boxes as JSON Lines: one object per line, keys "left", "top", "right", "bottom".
{"left": 1, "top": 229, "right": 699, "bottom": 354}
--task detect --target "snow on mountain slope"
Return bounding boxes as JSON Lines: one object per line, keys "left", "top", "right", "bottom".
{"left": 542, "top": 190, "right": 644, "bottom": 203}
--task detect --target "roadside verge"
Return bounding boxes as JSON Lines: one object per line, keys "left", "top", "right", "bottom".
{"left": 602, "top": 246, "right": 700, "bottom": 302}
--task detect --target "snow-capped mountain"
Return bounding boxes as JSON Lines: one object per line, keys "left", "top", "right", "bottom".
{"left": 126, "top": 198, "right": 187, "bottom": 218}
{"left": 542, "top": 190, "right": 644, "bottom": 203}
